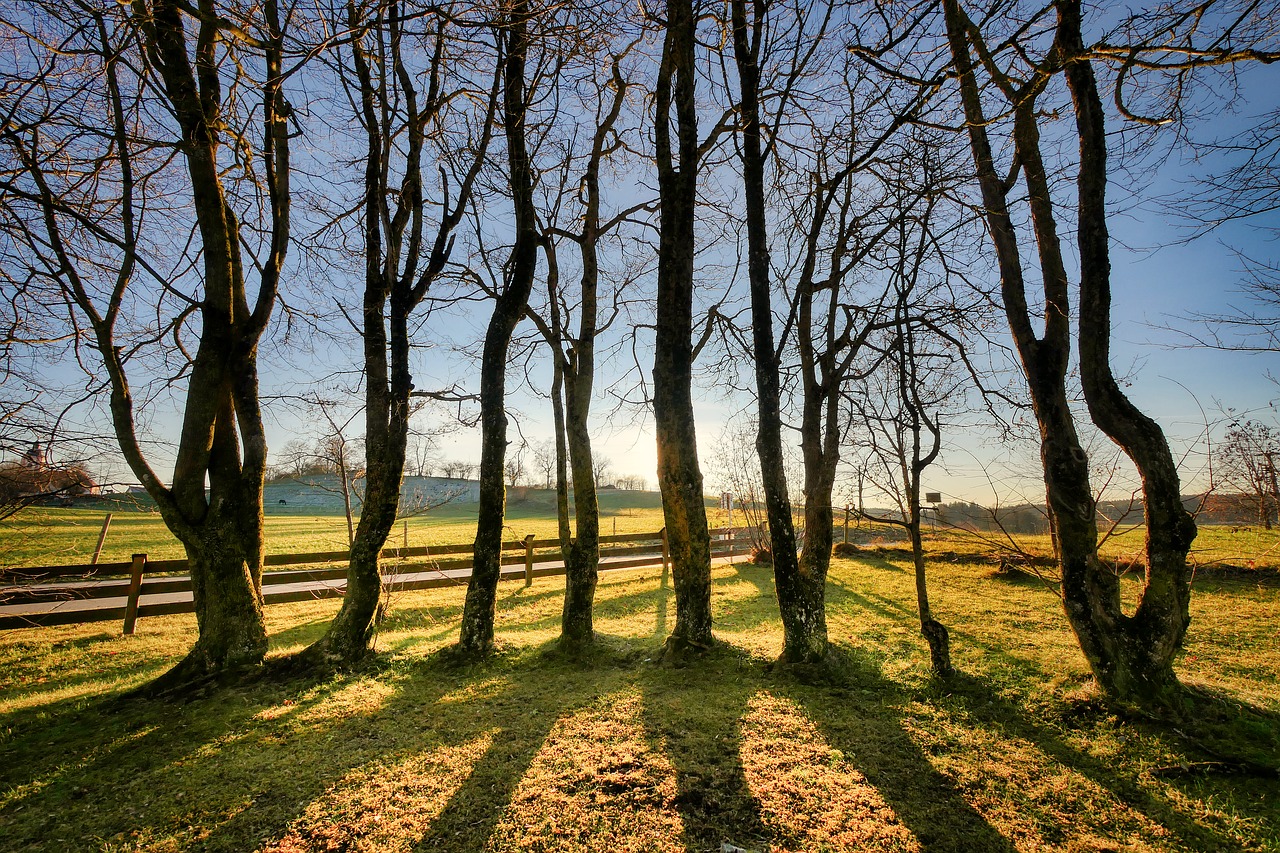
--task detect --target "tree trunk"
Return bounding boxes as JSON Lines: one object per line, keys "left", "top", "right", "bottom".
{"left": 1059, "top": 0, "right": 1195, "bottom": 703}
{"left": 122, "top": 0, "right": 288, "bottom": 689}
{"left": 560, "top": 378, "right": 600, "bottom": 650}
{"left": 653, "top": 0, "right": 713, "bottom": 660}
{"left": 459, "top": 5, "right": 538, "bottom": 658}
{"left": 729, "top": 0, "right": 819, "bottom": 665}
{"left": 910, "top": 494, "right": 952, "bottom": 677}
{"left": 792, "top": 420, "right": 834, "bottom": 663}
{"left": 153, "top": 499, "right": 267, "bottom": 691}
{"left": 945, "top": 0, "right": 1195, "bottom": 705}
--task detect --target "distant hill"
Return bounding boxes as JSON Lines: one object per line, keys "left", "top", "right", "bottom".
{"left": 264, "top": 475, "right": 480, "bottom": 512}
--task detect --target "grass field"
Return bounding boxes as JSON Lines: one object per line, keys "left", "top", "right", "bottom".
{"left": 0, "top": 490, "right": 698, "bottom": 568}
{"left": 1, "top": 511, "right": 1277, "bottom": 852}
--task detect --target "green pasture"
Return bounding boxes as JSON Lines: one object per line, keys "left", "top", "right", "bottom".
{"left": 1, "top": 538, "right": 1276, "bottom": 852}
{"left": 0, "top": 489, "right": 713, "bottom": 568}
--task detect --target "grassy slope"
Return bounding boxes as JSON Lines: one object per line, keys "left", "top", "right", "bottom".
{"left": 1, "top": 536, "right": 1277, "bottom": 852}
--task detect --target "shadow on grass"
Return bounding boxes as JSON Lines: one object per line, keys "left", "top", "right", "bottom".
{"left": 638, "top": 647, "right": 774, "bottom": 853}
{"left": 778, "top": 648, "right": 1020, "bottom": 853}
{"left": 2, "top": 640, "right": 609, "bottom": 852}
{"left": 2, "top": 553, "right": 1275, "bottom": 853}
{"left": 826, "top": 576, "right": 1064, "bottom": 688}
{"left": 934, "top": 672, "right": 1279, "bottom": 851}
{"left": 264, "top": 615, "right": 333, "bottom": 650}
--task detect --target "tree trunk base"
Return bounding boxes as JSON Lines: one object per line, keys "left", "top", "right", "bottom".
{"left": 289, "top": 633, "right": 374, "bottom": 673}
{"left": 131, "top": 640, "right": 262, "bottom": 700}
{"left": 1092, "top": 658, "right": 1185, "bottom": 711}
{"left": 659, "top": 632, "right": 714, "bottom": 665}
{"left": 921, "top": 619, "right": 954, "bottom": 678}
{"left": 556, "top": 630, "right": 596, "bottom": 659}
{"left": 770, "top": 646, "right": 846, "bottom": 685}
{"left": 436, "top": 638, "right": 498, "bottom": 669}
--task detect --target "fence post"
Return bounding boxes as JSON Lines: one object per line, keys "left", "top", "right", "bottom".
{"left": 844, "top": 505, "right": 850, "bottom": 544}
{"left": 123, "top": 553, "right": 145, "bottom": 635}
{"left": 524, "top": 534, "right": 535, "bottom": 587}
{"left": 92, "top": 513, "right": 113, "bottom": 565}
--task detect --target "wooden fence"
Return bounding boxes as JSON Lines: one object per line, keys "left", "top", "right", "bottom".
{"left": 0, "top": 527, "right": 752, "bottom": 632}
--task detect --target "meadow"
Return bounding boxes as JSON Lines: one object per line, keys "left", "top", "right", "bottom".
{"left": 0, "top": 499, "right": 1277, "bottom": 852}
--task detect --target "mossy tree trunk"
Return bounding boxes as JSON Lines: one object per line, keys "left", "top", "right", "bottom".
{"left": 27, "top": 0, "right": 297, "bottom": 690}
{"left": 303, "top": 6, "right": 496, "bottom": 666}
{"left": 653, "top": 0, "right": 714, "bottom": 661}
{"left": 944, "top": 0, "right": 1195, "bottom": 705}
{"left": 1058, "top": 0, "right": 1196, "bottom": 702}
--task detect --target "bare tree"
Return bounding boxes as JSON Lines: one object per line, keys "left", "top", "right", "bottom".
{"left": 845, "top": 171, "right": 977, "bottom": 677}
{"left": 531, "top": 438, "right": 556, "bottom": 488}
{"left": 505, "top": 443, "right": 527, "bottom": 487}
{"left": 942, "top": 0, "right": 1197, "bottom": 703}
{"left": 0, "top": 0, "right": 293, "bottom": 689}
{"left": 0, "top": 447, "right": 98, "bottom": 521}
{"left": 459, "top": 0, "right": 544, "bottom": 657}
{"left": 301, "top": 0, "right": 498, "bottom": 666}
{"left": 727, "top": 0, "right": 812, "bottom": 663}
{"left": 1215, "top": 419, "right": 1280, "bottom": 528}
{"left": 525, "top": 21, "right": 650, "bottom": 649}
{"left": 649, "top": 0, "right": 716, "bottom": 661}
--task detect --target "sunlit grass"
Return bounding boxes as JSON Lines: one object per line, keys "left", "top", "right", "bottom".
{"left": 1, "top": 534, "right": 1277, "bottom": 851}
{"left": 0, "top": 494, "right": 689, "bottom": 569}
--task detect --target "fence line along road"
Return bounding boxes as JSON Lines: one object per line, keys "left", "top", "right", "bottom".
{"left": 0, "top": 527, "right": 753, "bottom": 633}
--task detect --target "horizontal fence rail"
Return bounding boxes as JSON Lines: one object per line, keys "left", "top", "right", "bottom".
{"left": 0, "top": 527, "right": 754, "bottom": 632}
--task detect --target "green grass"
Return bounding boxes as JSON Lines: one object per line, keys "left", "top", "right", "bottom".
{"left": 0, "top": 490, "right": 709, "bottom": 569}
{"left": 1, "top": 538, "right": 1277, "bottom": 852}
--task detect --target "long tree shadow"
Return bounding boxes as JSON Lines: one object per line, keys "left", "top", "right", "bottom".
{"left": 638, "top": 647, "right": 775, "bottom": 853}
{"left": 777, "top": 649, "right": 1020, "bottom": 852}
{"left": 179, "top": 646, "right": 606, "bottom": 852}
{"left": 410, "top": 649, "right": 611, "bottom": 851}
{"left": 935, "top": 671, "right": 1280, "bottom": 851}
{"left": 1, "top": 664, "right": 372, "bottom": 847}
{"left": 825, "top": 572, "right": 1275, "bottom": 851}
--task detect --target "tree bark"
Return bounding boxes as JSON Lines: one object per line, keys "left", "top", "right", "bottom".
{"left": 1058, "top": 0, "right": 1196, "bottom": 702}
{"left": 729, "top": 0, "right": 821, "bottom": 665}
{"left": 459, "top": 3, "right": 538, "bottom": 657}
{"left": 653, "top": 0, "right": 713, "bottom": 660}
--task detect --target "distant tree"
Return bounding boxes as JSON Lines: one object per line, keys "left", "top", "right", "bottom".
{"left": 1215, "top": 420, "right": 1280, "bottom": 529}
{"left": 707, "top": 421, "right": 771, "bottom": 552}
{"left": 407, "top": 434, "right": 440, "bottom": 478}
{"left": 271, "top": 440, "right": 316, "bottom": 480}
{"left": 0, "top": 460, "right": 97, "bottom": 520}
{"left": 591, "top": 455, "right": 614, "bottom": 488}
{"left": 531, "top": 439, "right": 557, "bottom": 489}
{"left": 505, "top": 444, "right": 528, "bottom": 487}
{"left": 440, "top": 460, "right": 475, "bottom": 480}
{"left": 615, "top": 473, "right": 648, "bottom": 491}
